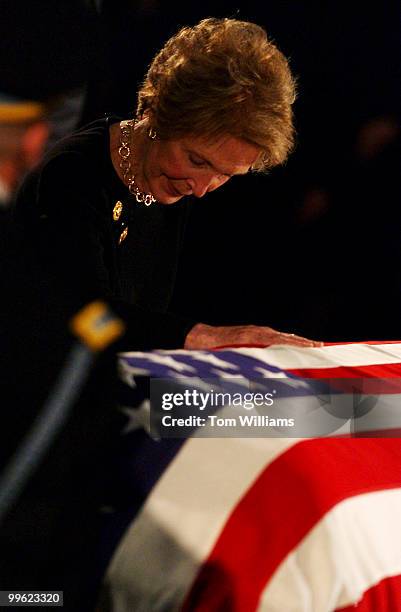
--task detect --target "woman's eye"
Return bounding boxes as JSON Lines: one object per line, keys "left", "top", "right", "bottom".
{"left": 189, "top": 155, "right": 206, "bottom": 167}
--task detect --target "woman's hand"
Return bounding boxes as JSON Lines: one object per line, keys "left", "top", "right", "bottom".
{"left": 184, "top": 323, "right": 323, "bottom": 350}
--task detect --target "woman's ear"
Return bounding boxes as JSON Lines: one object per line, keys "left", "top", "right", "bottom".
{"left": 142, "top": 109, "right": 156, "bottom": 127}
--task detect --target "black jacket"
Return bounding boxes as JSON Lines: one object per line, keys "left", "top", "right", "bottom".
{"left": 7, "top": 116, "right": 196, "bottom": 351}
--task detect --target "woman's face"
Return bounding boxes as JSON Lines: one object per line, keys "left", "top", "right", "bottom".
{"left": 139, "top": 133, "right": 261, "bottom": 204}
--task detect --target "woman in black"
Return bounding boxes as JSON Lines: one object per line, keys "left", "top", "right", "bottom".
{"left": 8, "top": 17, "right": 321, "bottom": 352}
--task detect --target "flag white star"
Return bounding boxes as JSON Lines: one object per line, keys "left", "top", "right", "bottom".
{"left": 118, "top": 360, "right": 149, "bottom": 387}
{"left": 141, "top": 353, "right": 197, "bottom": 373}
{"left": 253, "top": 367, "right": 288, "bottom": 378}
{"left": 119, "top": 400, "right": 156, "bottom": 437}
{"left": 188, "top": 352, "right": 240, "bottom": 370}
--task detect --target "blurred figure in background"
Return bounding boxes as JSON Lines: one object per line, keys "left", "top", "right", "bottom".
{"left": 0, "top": 95, "right": 49, "bottom": 209}
{"left": 0, "top": 0, "right": 98, "bottom": 161}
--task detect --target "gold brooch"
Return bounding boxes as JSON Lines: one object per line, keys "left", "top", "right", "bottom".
{"left": 119, "top": 227, "right": 128, "bottom": 245}
{"left": 113, "top": 200, "right": 123, "bottom": 221}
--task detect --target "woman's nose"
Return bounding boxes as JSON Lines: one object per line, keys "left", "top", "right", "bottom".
{"left": 187, "top": 174, "right": 227, "bottom": 198}
{"left": 193, "top": 183, "right": 210, "bottom": 198}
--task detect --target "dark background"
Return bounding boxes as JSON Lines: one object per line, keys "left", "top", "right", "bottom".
{"left": 0, "top": 4, "right": 399, "bottom": 603}
{"left": 1, "top": 0, "right": 400, "bottom": 342}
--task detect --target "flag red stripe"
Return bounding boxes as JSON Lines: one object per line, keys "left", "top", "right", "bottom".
{"left": 212, "top": 341, "right": 401, "bottom": 350}
{"left": 182, "top": 439, "right": 401, "bottom": 612}
{"left": 335, "top": 573, "right": 401, "bottom": 611}
{"left": 325, "top": 340, "right": 401, "bottom": 346}
{"left": 289, "top": 362, "right": 401, "bottom": 380}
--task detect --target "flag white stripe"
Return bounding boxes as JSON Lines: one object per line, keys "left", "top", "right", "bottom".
{"left": 257, "top": 488, "right": 401, "bottom": 612}
{"left": 233, "top": 343, "right": 401, "bottom": 370}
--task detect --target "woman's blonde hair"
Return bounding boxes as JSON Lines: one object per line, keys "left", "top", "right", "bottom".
{"left": 137, "top": 18, "right": 297, "bottom": 171}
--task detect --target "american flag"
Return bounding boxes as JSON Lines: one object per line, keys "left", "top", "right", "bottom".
{"left": 100, "top": 342, "right": 401, "bottom": 611}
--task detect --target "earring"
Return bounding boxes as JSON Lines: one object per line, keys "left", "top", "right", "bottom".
{"left": 148, "top": 126, "right": 157, "bottom": 140}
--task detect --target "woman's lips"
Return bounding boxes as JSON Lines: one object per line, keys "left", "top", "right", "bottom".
{"left": 166, "top": 181, "right": 182, "bottom": 197}
{"left": 166, "top": 179, "right": 190, "bottom": 198}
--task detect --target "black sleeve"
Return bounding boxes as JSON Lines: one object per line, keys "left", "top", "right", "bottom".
{"left": 12, "top": 151, "right": 197, "bottom": 350}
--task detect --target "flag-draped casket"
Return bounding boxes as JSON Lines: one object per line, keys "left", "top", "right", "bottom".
{"left": 100, "top": 342, "right": 401, "bottom": 611}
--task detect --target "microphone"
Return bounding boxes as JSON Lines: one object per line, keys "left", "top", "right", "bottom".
{"left": 0, "top": 301, "right": 125, "bottom": 523}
